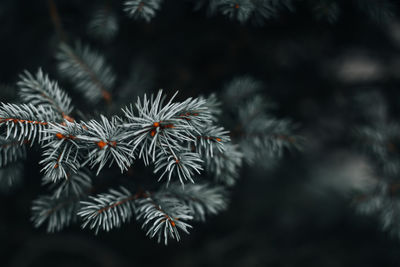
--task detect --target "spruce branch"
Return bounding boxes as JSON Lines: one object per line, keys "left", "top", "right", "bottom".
{"left": 136, "top": 193, "right": 193, "bottom": 245}
{"left": 78, "top": 186, "right": 136, "bottom": 234}
{"left": 0, "top": 0, "right": 310, "bottom": 246}
{"left": 212, "top": 0, "right": 256, "bottom": 24}
{"left": 115, "top": 59, "right": 156, "bottom": 108}
{"left": 0, "top": 103, "right": 57, "bottom": 143}
{"left": 122, "top": 90, "right": 199, "bottom": 165}
{"left": 200, "top": 0, "right": 293, "bottom": 25}
{"left": 47, "top": 0, "right": 67, "bottom": 42}
{"left": 40, "top": 122, "right": 84, "bottom": 181}
{"left": 355, "top": 123, "right": 400, "bottom": 176}
{"left": 0, "top": 70, "right": 300, "bottom": 244}
{"left": 354, "top": 181, "right": 400, "bottom": 238}
{"left": 0, "top": 162, "right": 24, "bottom": 193}
{"left": 176, "top": 95, "right": 213, "bottom": 130}
{"left": 159, "top": 182, "right": 228, "bottom": 221}
{"left": 154, "top": 149, "right": 203, "bottom": 184}
{"left": 40, "top": 144, "right": 81, "bottom": 182}
{"left": 88, "top": 5, "right": 118, "bottom": 41}
{"left": 195, "top": 125, "right": 230, "bottom": 158}
{"left": 222, "top": 76, "right": 264, "bottom": 107}
{"left": 235, "top": 94, "right": 301, "bottom": 164}
{"left": 78, "top": 115, "right": 133, "bottom": 175}
{"left": 18, "top": 68, "right": 74, "bottom": 121}
{"left": 0, "top": 136, "right": 27, "bottom": 167}
{"left": 0, "top": 136, "right": 27, "bottom": 192}
{"left": 311, "top": 0, "right": 340, "bottom": 24}
{"left": 356, "top": 0, "right": 395, "bottom": 23}
{"left": 56, "top": 42, "right": 115, "bottom": 104}
{"left": 124, "top": 0, "right": 163, "bottom": 22}
{"left": 206, "top": 143, "right": 243, "bottom": 186}
{"left": 202, "top": 93, "right": 222, "bottom": 118}
{"left": 31, "top": 193, "right": 82, "bottom": 232}
{"left": 352, "top": 91, "right": 400, "bottom": 238}
{"left": 43, "top": 168, "right": 92, "bottom": 199}
{"left": 122, "top": 90, "right": 215, "bottom": 184}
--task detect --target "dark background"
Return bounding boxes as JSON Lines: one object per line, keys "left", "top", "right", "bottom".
{"left": 1, "top": 0, "right": 400, "bottom": 266}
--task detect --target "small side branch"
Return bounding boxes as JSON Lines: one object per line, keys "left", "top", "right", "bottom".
{"left": 47, "top": 0, "right": 67, "bottom": 42}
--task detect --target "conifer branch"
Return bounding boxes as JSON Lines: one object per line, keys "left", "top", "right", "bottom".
{"left": 0, "top": 0, "right": 308, "bottom": 246}
{"left": 78, "top": 115, "right": 133, "bottom": 174}
{"left": 88, "top": 4, "right": 118, "bottom": 41}
{"left": 0, "top": 136, "right": 27, "bottom": 167}
{"left": 0, "top": 162, "right": 24, "bottom": 192}
{"left": 195, "top": 125, "right": 230, "bottom": 158}
{"left": 205, "top": 142, "right": 243, "bottom": 186}
{"left": 57, "top": 42, "right": 115, "bottom": 104}
{"left": 159, "top": 183, "right": 228, "bottom": 221}
{"left": 124, "top": 0, "right": 163, "bottom": 22}
{"left": 196, "top": 0, "right": 294, "bottom": 25}
{"left": 78, "top": 186, "right": 136, "bottom": 234}
{"left": 31, "top": 193, "right": 82, "bottom": 232}
{"left": 40, "top": 122, "right": 84, "bottom": 181}
{"left": 18, "top": 69, "right": 74, "bottom": 121}
{"left": 154, "top": 149, "right": 203, "bottom": 184}
{"left": 0, "top": 103, "right": 57, "bottom": 143}
{"left": 47, "top": 0, "right": 67, "bottom": 42}
{"left": 136, "top": 192, "right": 193, "bottom": 245}
{"left": 44, "top": 168, "right": 92, "bottom": 199}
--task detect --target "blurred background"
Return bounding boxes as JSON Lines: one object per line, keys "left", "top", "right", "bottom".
{"left": 1, "top": 0, "right": 400, "bottom": 266}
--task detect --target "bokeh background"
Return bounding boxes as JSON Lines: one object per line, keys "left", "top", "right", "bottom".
{"left": 1, "top": 0, "right": 400, "bottom": 266}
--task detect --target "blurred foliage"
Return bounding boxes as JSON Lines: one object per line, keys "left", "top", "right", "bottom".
{"left": 1, "top": 0, "right": 400, "bottom": 266}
